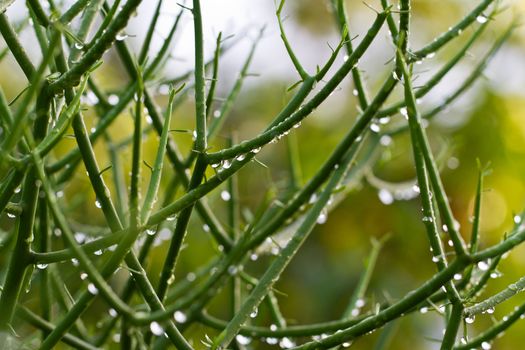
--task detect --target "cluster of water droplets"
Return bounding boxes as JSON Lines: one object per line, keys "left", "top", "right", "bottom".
{"left": 377, "top": 185, "right": 420, "bottom": 206}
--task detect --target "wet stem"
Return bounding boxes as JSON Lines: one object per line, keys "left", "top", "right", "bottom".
{"left": 0, "top": 0, "right": 521, "bottom": 349}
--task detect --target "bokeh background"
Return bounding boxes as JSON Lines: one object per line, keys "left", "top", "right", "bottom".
{"left": 2, "top": 0, "right": 525, "bottom": 349}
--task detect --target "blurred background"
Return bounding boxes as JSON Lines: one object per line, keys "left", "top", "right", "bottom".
{"left": 1, "top": 0, "right": 525, "bottom": 349}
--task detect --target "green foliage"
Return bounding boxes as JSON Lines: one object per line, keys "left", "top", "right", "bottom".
{"left": 0, "top": 0, "right": 522, "bottom": 349}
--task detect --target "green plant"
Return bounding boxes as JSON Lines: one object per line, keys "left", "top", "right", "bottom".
{"left": 0, "top": 0, "right": 522, "bottom": 349}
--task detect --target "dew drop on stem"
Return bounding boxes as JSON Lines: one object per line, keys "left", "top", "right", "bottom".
{"left": 115, "top": 32, "right": 129, "bottom": 41}
{"left": 481, "top": 341, "right": 492, "bottom": 350}
{"left": 476, "top": 15, "right": 488, "bottom": 24}
{"left": 279, "top": 337, "right": 295, "bottom": 349}
{"left": 150, "top": 321, "right": 164, "bottom": 336}
{"left": 250, "top": 307, "right": 258, "bottom": 318}
{"left": 317, "top": 210, "right": 328, "bottom": 224}
{"left": 478, "top": 261, "right": 490, "bottom": 271}
{"left": 36, "top": 263, "right": 48, "bottom": 270}
{"left": 465, "top": 315, "right": 475, "bottom": 324}
{"left": 236, "top": 334, "right": 251, "bottom": 345}
{"left": 370, "top": 123, "right": 380, "bottom": 133}
{"left": 378, "top": 189, "right": 394, "bottom": 205}
{"left": 174, "top": 310, "right": 187, "bottom": 323}
{"left": 146, "top": 229, "right": 156, "bottom": 236}
{"left": 87, "top": 283, "right": 99, "bottom": 295}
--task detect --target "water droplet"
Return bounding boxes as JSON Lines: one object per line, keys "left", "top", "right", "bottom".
{"left": 420, "top": 306, "right": 428, "bottom": 314}
{"left": 486, "top": 307, "right": 495, "bottom": 314}
{"left": 379, "top": 116, "right": 391, "bottom": 125}
{"left": 399, "top": 107, "right": 408, "bottom": 118}
{"left": 222, "top": 160, "right": 231, "bottom": 169}
{"left": 6, "top": 213, "right": 15, "bottom": 219}
{"left": 370, "top": 123, "right": 380, "bottom": 133}
{"left": 167, "top": 274, "right": 176, "bottom": 285}
{"left": 352, "top": 89, "right": 358, "bottom": 96}
{"left": 490, "top": 271, "right": 501, "bottom": 279}
{"left": 108, "top": 94, "right": 119, "bottom": 106}
{"left": 454, "top": 273, "right": 462, "bottom": 280}
{"left": 279, "top": 337, "right": 295, "bottom": 349}
{"left": 36, "top": 263, "right": 48, "bottom": 270}
{"left": 266, "top": 337, "right": 279, "bottom": 345}
{"left": 392, "top": 71, "right": 400, "bottom": 81}
{"left": 227, "top": 265, "right": 238, "bottom": 275}
{"left": 213, "top": 110, "right": 221, "bottom": 118}
{"left": 71, "top": 258, "right": 79, "bottom": 266}
{"left": 146, "top": 229, "right": 156, "bottom": 236}
{"left": 167, "top": 215, "right": 176, "bottom": 221}
{"left": 220, "top": 190, "right": 231, "bottom": 201}
{"left": 186, "top": 272, "right": 196, "bottom": 281}
{"left": 355, "top": 299, "right": 365, "bottom": 308}
{"left": 343, "top": 55, "right": 350, "bottom": 62}
{"left": 236, "top": 334, "right": 251, "bottom": 345}
{"left": 80, "top": 272, "right": 88, "bottom": 280}
{"left": 94, "top": 249, "right": 103, "bottom": 256}
{"left": 422, "top": 216, "right": 433, "bottom": 223}
{"left": 432, "top": 256, "right": 440, "bottom": 263}
{"left": 95, "top": 200, "right": 102, "bottom": 209}
{"left": 112, "top": 333, "right": 121, "bottom": 343}
{"left": 478, "top": 261, "right": 489, "bottom": 271}
{"left": 250, "top": 253, "right": 258, "bottom": 261}
{"left": 250, "top": 307, "right": 258, "bottom": 318}
{"left": 109, "top": 308, "right": 118, "bottom": 317}
{"left": 465, "top": 315, "right": 475, "bottom": 324}
{"left": 74, "top": 42, "right": 84, "bottom": 50}
{"left": 476, "top": 15, "right": 488, "bottom": 24}
{"left": 514, "top": 215, "right": 522, "bottom": 224}
{"left": 116, "top": 32, "right": 128, "bottom": 41}
{"left": 447, "top": 157, "right": 460, "bottom": 169}
{"left": 236, "top": 154, "right": 246, "bottom": 161}
{"left": 316, "top": 209, "right": 328, "bottom": 224}
{"left": 211, "top": 161, "right": 222, "bottom": 169}
{"left": 150, "top": 321, "right": 164, "bottom": 336}
{"left": 481, "top": 341, "right": 491, "bottom": 349}
{"left": 342, "top": 342, "right": 352, "bottom": 348}
{"left": 87, "top": 283, "right": 99, "bottom": 295}
{"left": 378, "top": 189, "right": 394, "bottom": 205}
{"left": 426, "top": 52, "right": 436, "bottom": 59}
{"left": 174, "top": 310, "right": 187, "bottom": 323}
{"left": 270, "top": 324, "right": 278, "bottom": 331}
